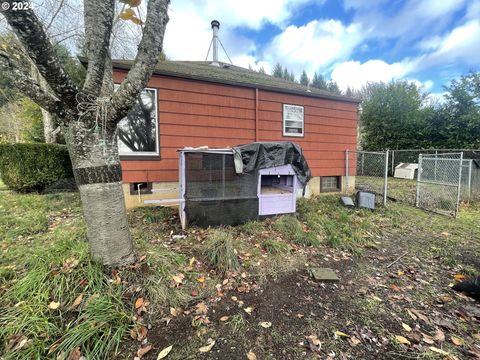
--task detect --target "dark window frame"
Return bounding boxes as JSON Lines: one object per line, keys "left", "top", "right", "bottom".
{"left": 117, "top": 86, "right": 160, "bottom": 157}
{"left": 320, "top": 176, "right": 342, "bottom": 193}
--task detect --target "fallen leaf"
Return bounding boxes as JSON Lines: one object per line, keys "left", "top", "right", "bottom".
{"left": 195, "top": 302, "right": 208, "bottom": 315}
{"left": 305, "top": 335, "right": 321, "bottom": 352}
{"left": 334, "top": 331, "right": 350, "bottom": 338}
{"left": 170, "top": 307, "right": 178, "bottom": 317}
{"left": 67, "top": 347, "right": 81, "bottom": 360}
{"left": 244, "top": 306, "right": 254, "bottom": 314}
{"left": 407, "top": 309, "right": 417, "bottom": 320}
{"left": 197, "top": 276, "right": 205, "bottom": 283}
{"left": 349, "top": 336, "right": 361, "bottom": 347}
{"left": 137, "top": 345, "right": 153, "bottom": 357}
{"left": 135, "top": 298, "right": 144, "bottom": 309}
{"left": 422, "top": 334, "right": 435, "bottom": 344}
{"left": 451, "top": 336, "right": 464, "bottom": 346}
{"left": 246, "top": 351, "right": 257, "bottom": 360}
{"left": 429, "top": 346, "right": 449, "bottom": 355}
{"left": 137, "top": 326, "right": 148, "bottom": 341}
{"left": 199, "top": 339, "right": 215, "bottom": 353}
{"left": 112, "top": 275, "right": 122, "bottom": 285}
{"left": 433, "top": 328, "right": 445, "bottom": 342}
{"left": 395, "top": 335, "right": 411, "bottom": 345}
{"left": 390, "top": 284, "right": 402, "bottom": 292}
{"left": 48, "top": 301, "right": 60, "bottom": 310}
{"left": 72, "top": 294, "right": 83, "bottom": 308}
{"left": 398, "top": 271, "right": 405, "bottom": 276}
{"left": 156, "top": 345, "right": 173, "bottom": 359}
{"left": 189, "top": 257, "right": 196, "bottom": 266}
{"left": 402, "top": 323, "right": 412, "bottom": 332}
{"left": 454, "top": 274, "right": 466, "bottom": 281}
{"left": 220, "top": 316, "right": 229, "bottom": 322}
{"left": 410, "top": 309, "right": 429, "bottom": 324}
{"left": 371, "top": 295, "right": 383, "bottom": 302}
{"left": 172, "top": 273, "right": 185, "bottom": 285}
{"left": 259, "top": 321, "right": 272, "bottom": 328}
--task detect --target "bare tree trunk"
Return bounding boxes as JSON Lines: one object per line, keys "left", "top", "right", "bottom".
{"left": 64, "top": 121, "right": 135, "bottom": 266}
{"left": 41, "top": 108, "right": 57, "bottom": 143}
{"left": 31, "top": 63, "right": 58, "bottom": 143}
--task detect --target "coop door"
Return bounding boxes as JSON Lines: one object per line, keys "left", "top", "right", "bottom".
{"left": 258, "top": 174, "right": 296, "bottom": 216}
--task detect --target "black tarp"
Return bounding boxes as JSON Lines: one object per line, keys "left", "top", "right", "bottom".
{"left": 232, "top": 142, "right": 311, "bottom": 184}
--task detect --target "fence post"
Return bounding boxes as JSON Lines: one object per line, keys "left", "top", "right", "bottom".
{"left": 361, "top": 152, "right": 364, "bottom": 175}
{"left": 391, "top": 150, "right": 395, "bottom": 176}
{"left": 383, "top": 150, "right": 389, "bottom": 206}
{"left": 415, "top": 154, "right": 422, "bottom": 208}
{"left": 345, "top": 149, "right": 349, "bottom": 194}
{"left": 434, "top": 149, "right": 438, "bottom": 182}
{"left": 467, "top": 160, "right": 472, "bottom": 201}
{"left": 455, "top": 152, "right": 463, "bottom": 218}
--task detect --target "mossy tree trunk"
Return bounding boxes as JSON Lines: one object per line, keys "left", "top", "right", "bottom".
{"left": 0, "top": 0, "right": 170, "bottom": 266}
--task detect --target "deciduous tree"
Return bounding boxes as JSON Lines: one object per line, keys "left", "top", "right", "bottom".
{"left": 0, "top": 0, "right": 170, "bottom": 266}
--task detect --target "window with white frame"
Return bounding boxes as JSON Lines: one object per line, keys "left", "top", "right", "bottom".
{"left": 117, "top": 88, "right": 158, "bottom": 156}
{"left": 283, "top": 104, "right": 304, "bottom": 137}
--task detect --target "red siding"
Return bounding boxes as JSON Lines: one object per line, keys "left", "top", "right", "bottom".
{"left": 113, "top": 70, "right": 358, "bottom": 182}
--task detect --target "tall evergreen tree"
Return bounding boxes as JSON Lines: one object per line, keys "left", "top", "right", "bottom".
{"left": 311, "top": 72, "right": 327, "bottom": 89}
{"left": 327, "top": 81, "right": 341, "bottom": 94}
{"left": 300, "top": 70, "right": 309, "bottom": 86}
{"left": 272, "top": 63, "right": 283, "bottom": 78}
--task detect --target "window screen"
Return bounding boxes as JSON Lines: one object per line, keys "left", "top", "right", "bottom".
{"left": 283, "top": 104, "right": 304, "bottom": 137}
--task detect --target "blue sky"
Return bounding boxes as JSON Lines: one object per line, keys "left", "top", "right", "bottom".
{"left": 163, "top": 0, "right": 480, "bottom": 98}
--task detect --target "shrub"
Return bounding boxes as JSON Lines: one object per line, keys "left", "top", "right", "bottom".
{"left": 0, "top": 143, "right": 73, "bottom": 192}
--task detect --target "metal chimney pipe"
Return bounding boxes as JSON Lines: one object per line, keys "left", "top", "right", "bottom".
{"left": 211, "top": 20, "right": 220, "bottom": 63}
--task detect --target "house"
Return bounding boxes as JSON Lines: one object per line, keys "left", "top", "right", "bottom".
{"left": 112, "top": 59, "right": 360, "bottom": 208}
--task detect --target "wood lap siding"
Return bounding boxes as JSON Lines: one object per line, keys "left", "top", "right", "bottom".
{"left": 257, "top": 90, "right": 357, "bottom": 178}
{"left": 113, "top": 70, "right": 358, "bottom": 183}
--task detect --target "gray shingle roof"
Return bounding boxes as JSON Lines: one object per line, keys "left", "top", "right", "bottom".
{"left": 110, "top": 59, "right": 360, "bottom": 104}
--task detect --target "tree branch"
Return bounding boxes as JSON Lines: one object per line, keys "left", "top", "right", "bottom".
{"left": 83, "top": 0, "right": 115, "bottom": 96}
{"left": 0, "top": 50, "right": 74, "bottom": 122}
{"left": 108, "top": 0, "right": 169, "bottom": 125}
{"left": 2, "top": 1, "right": 79, "bottom": 111}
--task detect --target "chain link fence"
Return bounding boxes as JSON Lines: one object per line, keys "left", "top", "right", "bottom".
{"left": 416, "top": 153, "right": 463, "bottom": 217}
{"left": 341, "top": 148, "right": 478, "bottom": 213}
{"left": 346, "top": 150, "right": 388, "bottom": 205}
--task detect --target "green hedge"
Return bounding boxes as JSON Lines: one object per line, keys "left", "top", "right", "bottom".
{"left": 0, "top": 143, "right": 74, "bottom": 192}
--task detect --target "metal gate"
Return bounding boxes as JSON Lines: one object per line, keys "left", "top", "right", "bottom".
{"left": 415, "top": 153, "right": 463, "bottom": 217}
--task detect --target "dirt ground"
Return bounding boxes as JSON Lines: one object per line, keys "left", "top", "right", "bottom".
{"left": 124, "top": 201, "right": 480, "bottom": 360}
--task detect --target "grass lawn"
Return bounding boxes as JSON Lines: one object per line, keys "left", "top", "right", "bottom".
{"left": 0, "top": 189, "right": 479, "bottom": 359}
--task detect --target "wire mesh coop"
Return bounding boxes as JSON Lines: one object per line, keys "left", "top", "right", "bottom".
{"left": 178, "top": 143, "right": 310, "bottom": 228}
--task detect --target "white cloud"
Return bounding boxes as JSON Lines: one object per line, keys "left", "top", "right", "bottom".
{"left": 417, "top": 20, "right": 480, "bottom": 69}
{"left": 330, "top": 59, "right": 416, "bottom": 90}
{"left": 163, "top": 0, "right": 325, "bottom": 62}
{"left": 262, "top": 19, "right": 363, "bottom": 76}
{"left": 345, "top": 0, "right": 468, "bottom": 41}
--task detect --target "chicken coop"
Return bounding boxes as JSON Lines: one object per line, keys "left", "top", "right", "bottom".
{"left": 178, "top": 142, "right": 310, "bottom": 228}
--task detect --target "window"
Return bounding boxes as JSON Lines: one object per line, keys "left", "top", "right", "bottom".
{"left": 129, "top": 182, "right": 152, "bottom": 195}
{"left": 321, "top": 176, "right": 341, "bottom": 192}
{"left": 118, "top": 88, "right": 158, "bottom": 156}
{"left": 283, "top": 104, "right": 304, "bottom": 137}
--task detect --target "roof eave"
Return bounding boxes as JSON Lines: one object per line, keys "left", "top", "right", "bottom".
{"left": 109, "top": 62, "right": 360, "bottom": 104}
